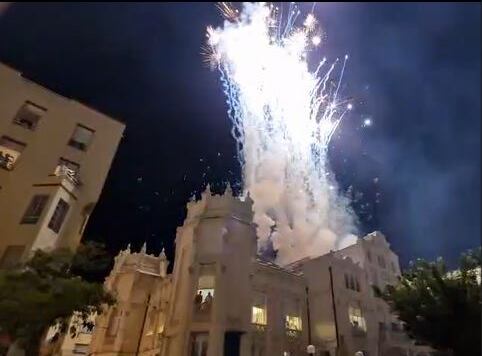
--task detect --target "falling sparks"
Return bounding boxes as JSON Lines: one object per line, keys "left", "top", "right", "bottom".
{"left": 207, "top": 2, "right": 357, "bottom": 265}
{"left": 304, "top": 13, "right": 317, "bottom": 32}
{"left": 311, "top": 35, "right": 321, "bottom": 46}
{"left": 363, "top": 117, "right": 372, "bottom": 127}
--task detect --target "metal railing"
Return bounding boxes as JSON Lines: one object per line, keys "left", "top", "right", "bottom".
{"left": 54, "top": 165, "right": 82, "bottom": 186}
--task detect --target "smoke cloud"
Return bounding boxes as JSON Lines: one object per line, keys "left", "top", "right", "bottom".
{"left": 208, "top": 3, "right": 358, "bottom": 265}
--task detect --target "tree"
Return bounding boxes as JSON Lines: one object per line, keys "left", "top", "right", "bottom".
{"left": 0, "top": 246, "right": 115, "bottom": 355}
{"left": 70, "top": 241, "right": 114, "bottom": 283}
{"left": 375, "top": 247, "right": 481, "bottom": 356}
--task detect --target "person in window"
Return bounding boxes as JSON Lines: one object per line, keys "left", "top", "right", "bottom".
{"left": 194, "top": 291, "right": 203, "bottom": 310}
{"left": 203, "top": 292, "right": 213, "bottom": 311}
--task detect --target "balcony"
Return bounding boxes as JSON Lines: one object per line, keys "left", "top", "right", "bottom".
{"left": 54, "top": 165, "right": 82, "bottom": 187}
{"left": 193, "top": 297, "right": 213, "bottom": 323}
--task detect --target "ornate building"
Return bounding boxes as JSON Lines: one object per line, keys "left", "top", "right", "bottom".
{"left": 67, "top": 186, "right": 432, "bottom": 356}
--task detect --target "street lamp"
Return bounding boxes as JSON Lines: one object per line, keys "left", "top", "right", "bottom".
{"left": 307, "top": 345, "right": 316, "bottom": 355}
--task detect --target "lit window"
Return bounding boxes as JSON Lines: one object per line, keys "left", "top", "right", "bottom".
{"left": 68, "top": 124, "right": 94, "bottom": 151}
{"left": 348, "top": 306, "right": 367, "bottom": 331}
{"left": 251, "top": 292, "right": 267, "bottom": 325}
{"left": 285, "top": 315, "right": 302, "bottom": 331}
{"left": 13, "top": 101, "right": 46, "bottom": 130}
{"left": 157, "top": 313, "right": 166, "bottom": 334}
{"left": 48, "top": 198, "right": 70, "bottom": 233}
{"left": 0, "top": 245, "right": 25, "bottom": 269}
{"left": 146, "top": 310, "right": 157, "bottom": 336}
{"left": 21, "top": 195, "right": 49, "bottom": 224}
{"left": 0, "top": 136, "right": 26, "bottom": 170}
{"left": 195, "top": 264, "right": 215, "bottom": 312}
{"left": 285, "top": 298, "right": 302, "bottom": 331}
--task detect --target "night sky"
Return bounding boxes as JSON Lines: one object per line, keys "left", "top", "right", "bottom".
{"left": 0, "top": 3, "right": 479, "bottom": 268}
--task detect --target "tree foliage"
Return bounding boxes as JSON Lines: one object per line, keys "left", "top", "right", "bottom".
{"left": 0, "top": 244, "right": 115, "bottom": 355}
{"left": 376, "top": 247, "right": 481, "bottom": 356}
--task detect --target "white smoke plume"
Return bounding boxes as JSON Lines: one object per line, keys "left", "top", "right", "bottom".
{"left": 207, "top": 3, "right": 358, "bottom": 265}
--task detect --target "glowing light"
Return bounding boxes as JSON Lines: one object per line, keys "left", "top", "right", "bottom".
{"left": 304, "top": 13, "right": 317, "bottom": 31}
{"left": 363, "top": 118, "right": 372, "bottom": 127}
{"left": 207, "top": 3, "right": 356, "bottom": 265}
{"left": 312, "top": 35, "right": 321, "bottom": 46}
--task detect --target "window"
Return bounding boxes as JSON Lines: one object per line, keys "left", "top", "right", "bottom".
{"left": 346, "top": 273, "right": 361, "bottom": 292}
{"left": 251, "top": 292, "right": 267, "bottom": 325}
{"left": 366, "top": 250, "right": 372, "bottom": 262}
{"left": 348, "top": 305, "right": 367, "bottom": 331}
{"left": 0, "top": 136, "right": 26, "bottom": 170}
{"left": 48, "top": 198, "right": 70, "bottom": 233}
{"left": 355, "top": 278, "right": 361, "bottom": 292}
{"left": 285, "top": 298, "right": 302, "bottom": 331}
{"left": 21, "top": 195, "right": 49, "bottom": 224}
{"left": 190, "top": 332, "right": 208, "bottom": 356}
{"left": 349, "top": 275, "right": 355, "bottom": 290}
{"left": 146, "top": 310, "right": 157, "bottom": 336}
{"left": 0, "top": 245, "right": 25, "bottom": 269}
{"left": 195, "top": 264, "right": 215, "bottom": 312}
{"left": 285, "top": 315, "right": 302, "bottom": 331}
{"left": 68, "top": 124, "right": 94, "bottom": 151}
{"left": 72, "top": 343, "right": 89, "bottom": 355}
{"left": 377, "top": 255, "right": 386, "bottom": 269}
{"left": 390, "top": 261, "right": 396, "bottom": 273}
{"left": 13, "top": 101, "right": 46, "bottom": 130}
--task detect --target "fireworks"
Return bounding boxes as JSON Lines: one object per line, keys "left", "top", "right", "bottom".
{"left": 207, "top": 2, "right": 357, "bottom": 265}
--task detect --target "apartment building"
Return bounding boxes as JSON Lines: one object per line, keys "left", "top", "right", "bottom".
{"left": 0, "top": 63, "right": 125, "bottom": 267}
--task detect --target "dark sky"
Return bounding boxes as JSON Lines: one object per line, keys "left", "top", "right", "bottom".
{"left": 0, "top": 3, "right": 479, "bottom": 268}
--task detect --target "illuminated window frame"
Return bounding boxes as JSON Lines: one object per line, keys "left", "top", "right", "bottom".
{"left": 285, "top": 315, "right": 302, "bottom": 331}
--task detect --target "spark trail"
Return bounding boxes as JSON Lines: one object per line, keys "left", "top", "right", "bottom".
{"left": 207, "top": 2, "right": 357, "bottom": 265}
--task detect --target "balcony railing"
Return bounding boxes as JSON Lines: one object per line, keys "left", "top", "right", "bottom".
{"left": 54, "top": 165, "right": 82, "bottom": 186}
{"left": 193, "top": 299, "right": 213, "bottom": 323}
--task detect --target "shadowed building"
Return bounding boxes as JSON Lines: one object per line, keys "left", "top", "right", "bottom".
{"left": 0, "top": 63, "right": 125, "bottom": 266}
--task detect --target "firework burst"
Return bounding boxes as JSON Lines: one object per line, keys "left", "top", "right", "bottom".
{"left": 206, "top": 2, "right": 357, "bottom": 265}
